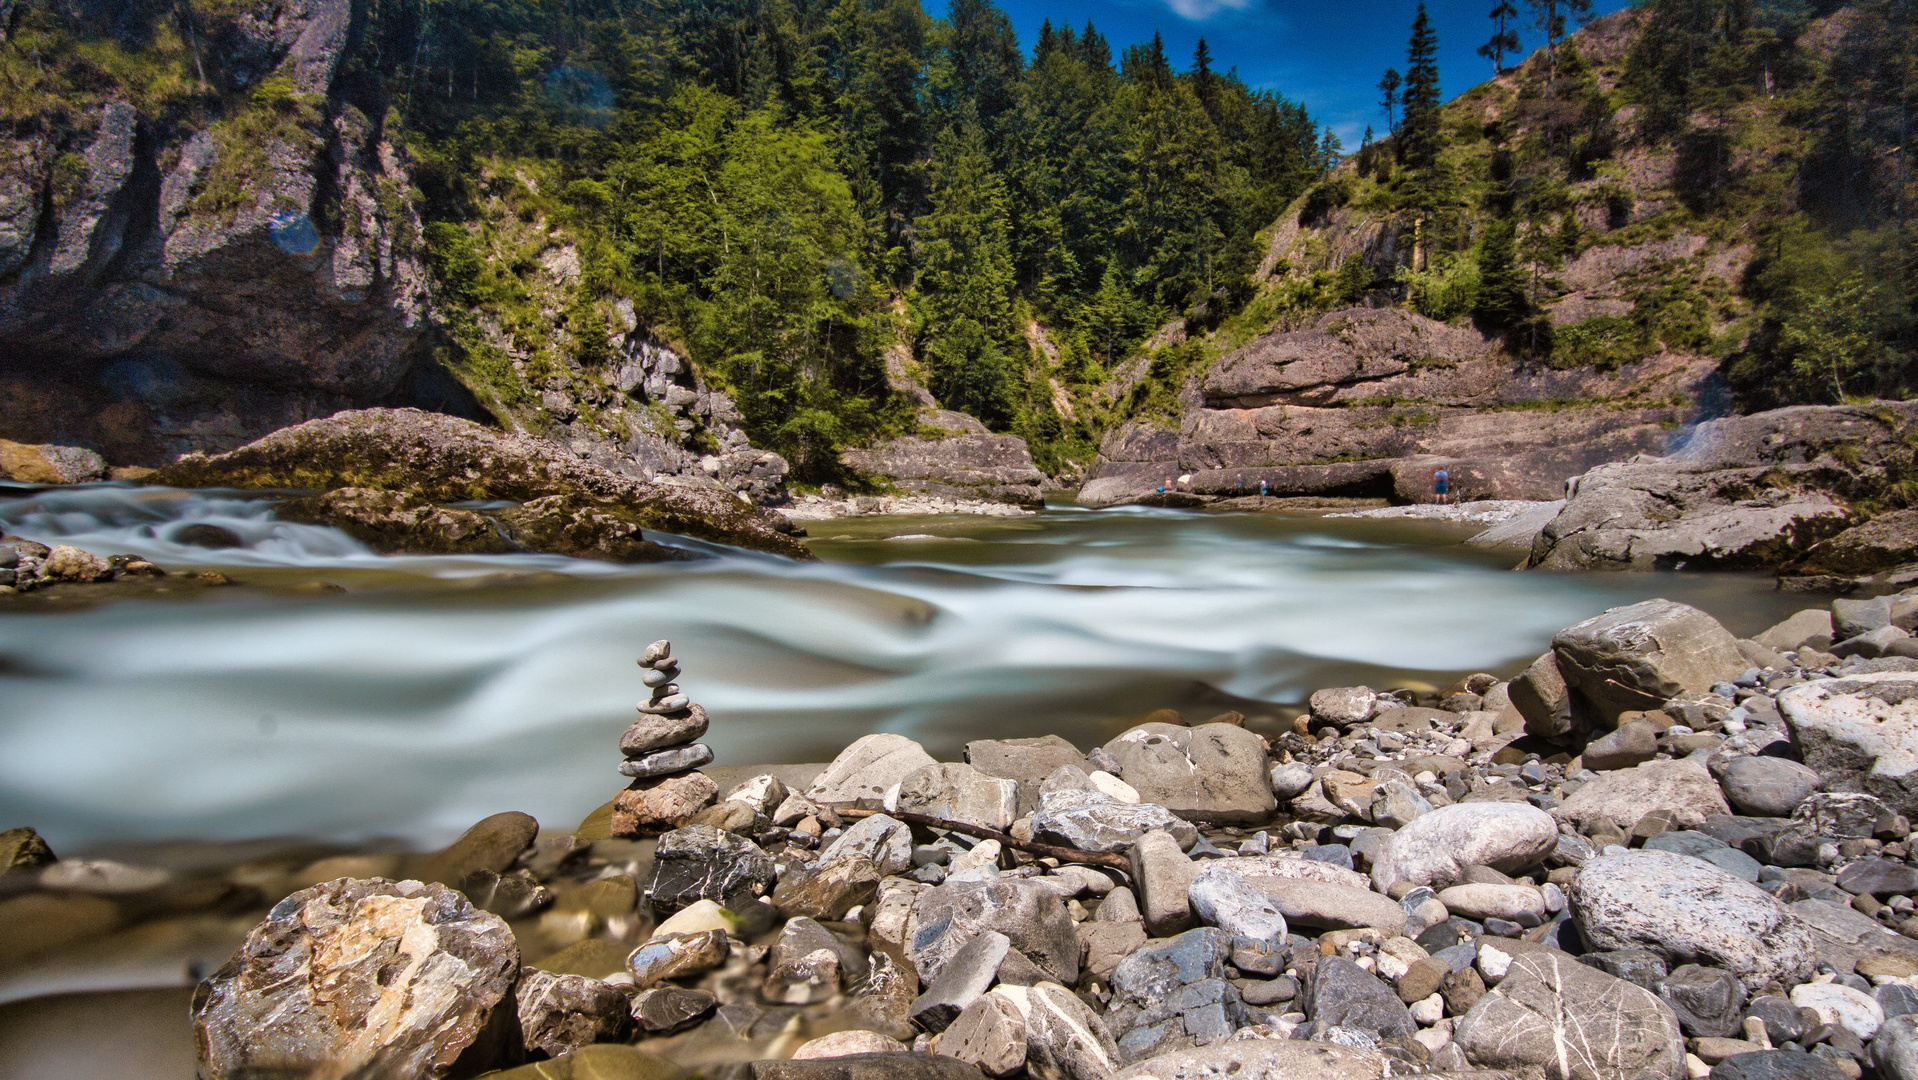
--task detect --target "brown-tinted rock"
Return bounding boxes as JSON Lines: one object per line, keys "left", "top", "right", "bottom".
{"left": 613, "top": 772, "right": 718, "bottom": 837}
{"left": 749, "top": 1052, "right": 990, "bottom": 1080}
{"left": 1551, "top": 600, "right": 1749, "bottom": 728}
{"left": 1, "top": 826, "right": 55, "bottom": 874}
{"left": 630, "top": 987, "right": 718, "bottom": 1035}
{"left": 191, "top": 878, "right": 519, "bottom": 1079}
{"left": 1455, "top": 950, "right": 1685, "bottom": 1080}
{"left": 484, "top": 1044, "right": 689, "bottom": 1080}
{"left": 938, "top": 993, "right": 1029, "bottom": 1077}
{"left": 906, "top": 878, "right": 1081, "bottom": 987}
{"left": 411, "top": 810, "right": 540, "bottom": 886}
{"left": 1100, "top": 722, "right": 1276, "bottom": 825}
{"left": 772, "top": 854, "right": 882, "bottom": 921}
{"left": 275, "top": 487, "right": 517, "bottom": 556}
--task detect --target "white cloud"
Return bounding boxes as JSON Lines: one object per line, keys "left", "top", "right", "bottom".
{"left": 1161, "top": 0, "right": 1255, "bottom": 19}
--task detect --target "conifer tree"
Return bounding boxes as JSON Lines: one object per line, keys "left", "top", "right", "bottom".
{"left": 1193, "top": 37, "right": 1217, "bottom": 113}
{"left": 1479, "top": 1, "right": 1522, "bottom": 75}
{"left": 1400, "top": 5, "right": 1441, "bottom": 171}
{"left": 1474, "top": 218, "right": 1528, "bottom": 329}
{"left": 1526, "top": 0, "right": 1593, "bottom": 81}
{"left": 1378, "top": 67, "right": 1402, "bottom": 132}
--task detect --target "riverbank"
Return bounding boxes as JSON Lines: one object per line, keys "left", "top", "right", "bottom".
{"left": 10, "top": 587, "right": 1918, "bottom": 1079}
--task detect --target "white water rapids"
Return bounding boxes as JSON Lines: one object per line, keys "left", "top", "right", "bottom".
{"left": 0, "top": 484, "right": 1808, "bottom": 853}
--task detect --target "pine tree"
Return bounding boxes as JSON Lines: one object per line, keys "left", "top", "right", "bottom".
{"left": 1474, "top": 218, "right": 1528, "bottom": 329}
{"left": 918, "top": 110, "right": 1017, "bottom": 423}
{"left": 1479, "top": 1, "right": 1522, "bottom": 75}
{"left": 1400, "top": 4, "right": 1441, "bottom": 171}
{"left": 1526, "top": 0, "right": 1594, "bottom": 81}
{"left": 1378, "top": 67, "right": 1402, "bottom": 132}
{"left": 1192, "top": 37, "right": 1217, "bottom": 113}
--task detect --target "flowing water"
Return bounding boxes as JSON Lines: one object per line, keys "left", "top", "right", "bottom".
{"left": 0, "top": 484, "right": 1815, "bottom": 854}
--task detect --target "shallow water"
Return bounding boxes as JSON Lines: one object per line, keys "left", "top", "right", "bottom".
{"left": 0, "top": 485, "right": 1814, "bottom": 854}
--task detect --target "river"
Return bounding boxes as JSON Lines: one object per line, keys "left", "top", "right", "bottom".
{"left": 0, "top": 484, "right": 1814, "bottom": 855}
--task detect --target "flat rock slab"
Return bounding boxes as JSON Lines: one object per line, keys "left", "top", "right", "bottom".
{"left": 1100, "top": 723, "right": 1276, "bottom": 825}
{"left": 1033, "top": 790, "right": 1198, "bottom": 854}
{"left": 906, "top": 878, "right": 1080, "bottom": 987}
{"left": 191, "top": 878, "right": 519, "bottom": 1080}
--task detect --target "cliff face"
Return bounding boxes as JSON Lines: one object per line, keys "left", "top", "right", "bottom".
{"left": 0, "top": 0, "right": 450, "bottom": 465}
{"left": 1081, "top": 307, "right": 1712, "bottom": 507}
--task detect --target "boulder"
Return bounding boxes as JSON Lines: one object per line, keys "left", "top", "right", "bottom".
{"left": 1712, "top": 757, "right": 1821, "bottom": 818}
{"left": 910, "top": 930, "right": 1011, "bottom": 1033}
{"left": 484, "top": 1045, "right": 688, "bottom": 1080}
{"left": 626, "top": 930, "right": 729, "bottom": 987}
{"left": 1130, "top": 830, "right": 1200, "bottom": 937}
{"left": 749, "top": 1052, "right": 990, "bottom": 1080}
{"left": 818, "top": 813, "right": 914, "bottom": 876}
{"left": 644, "top": 826, "right": 777, "bottom": 914}
{"left": 771, "top": 854, "right": 881, "bottom": 921}
{"left": 965, "top": 736, "right": 1089, "bottom": 815}
{"left": 806, "top": 734, "right": 939, "bottom": 809}
{"left": 191, "top": 878, "right": 519, "bottom": 1079}
{"left": 276, "top": 487, "right": 519, "bottom": 557}
{"left": 1794, "top": 510, "right": 1918, "bottom": 578}
{"left": 1234, "top": 877, "right": 1406, "bottom": 935}
{"left": 1305, "top": 955, "right": 1415, "bottom": 1038}
{"left": 1512, "top": 651, "right": 1577, "bottom": 739}
{"left": 0, "top": 439, "right": 108, "bottom": 484}
{"left": 1779, "top": 672, "right": 1918, "bottom": 818}
{"left": 1, "top": 826, "right": 55, "bottom": 875}
{"left": 839, "top": 424, "right": 1047, "bottom": 508}
{"left": 1552, "top": 758, "right": 1730, "bottom": 833}
{"left": 409, "top": 812, "right": 541, "bottom": 887}
{"left": 1551, "top": 600, "right": 1750, "bottom": 727}
{"left": 1099, "top": 723, "right": 1276, "bottom": 825}
{"left": 1370, "top": 802, "right": 1559, "bottom": 892}
{"left": 1581, "top": 721, "right": 1660, "bottom": 771}
{"left": 1756, "top": 610, "right": 1836, "bottom": 653}
{"left": 516, "top": 968, "right": 633, "bottom": 1058}
{"left": 1455, "top": 950, "right": 1685, "bottom": 1080}
{"left": 998, "top": 981, "right": 1121, "bottom": 1080}
{"left": 937, "top": 993, "right": 1029, "bottom": 1077}
{"left": 1187, "top": 864, "right": 1289, "bottom": 941}
{"left": 897, "top": 763, "right": 1018, "bottom": 831}
{"left": 1568, "top": 851, "right": 1816, "bottom": 984}
{"left": 905, "top": 878, "right": 1080, "bottom": 987}
{"left": 1309, "top": 687, "right": 1378, "bottom": 728}
{"left": 155, "top": 409, "right": 808, "bottom": 558}
{"left": 630, "top": 987, "right": 718, "bottom": 1035}
{"left": 1030, "top": 790, "right": 1199, "bottom": 854}
{"left": 612, "top": 772, "right": 719, "bottom": 837}
{"left": 791, "top": 1032, "right": 909, "bottom": 1060}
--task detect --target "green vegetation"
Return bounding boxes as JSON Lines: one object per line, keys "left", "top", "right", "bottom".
{"left": 354, "top": 0, "right": 1329, "bottom": 479}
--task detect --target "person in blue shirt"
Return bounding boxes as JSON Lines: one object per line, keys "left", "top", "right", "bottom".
{"left": 1434, "top": 468, "right": 1451, "bottom": 505}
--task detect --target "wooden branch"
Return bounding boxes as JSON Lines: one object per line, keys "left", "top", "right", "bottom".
{"left": 838, "top": 807, "right": 1132, "bottom": 872}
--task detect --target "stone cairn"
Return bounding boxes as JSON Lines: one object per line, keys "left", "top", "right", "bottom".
{"left": 611, "top": 639, "right": 719, "bottom": 837}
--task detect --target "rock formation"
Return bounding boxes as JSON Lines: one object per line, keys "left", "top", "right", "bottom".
{"left": 1080, "top": 308, "right": 1711, "bottom": 508}
{"left": 612, "top": 640, "right": 719, "bottom": 837}
{"left": 153, "top": 408, "right": 810, "bottom": 559}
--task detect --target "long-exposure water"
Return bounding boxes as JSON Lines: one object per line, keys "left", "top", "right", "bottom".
{"left": 0, "top": 484, "right": 1815, "bottom": 855}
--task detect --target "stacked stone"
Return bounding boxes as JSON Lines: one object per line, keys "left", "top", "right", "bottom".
{"left": 611, "top": 640, "right": 719, "bottom": 837}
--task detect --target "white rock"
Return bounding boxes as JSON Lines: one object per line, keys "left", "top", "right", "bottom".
{"left": 1370, "top": 802, "right": 1559, "bottom": 892}
{"left": 38, "top": 859, "right": 171, "bottom": 894}
{"left": 1781, "top": 671, "right": 1918, "bottom": 819}
{"left": 792, "top": 1031, "right": 909, "bottom": 1059}
{"left": 1188, "top": 864, "right": 1289, "bottom": 941}
{"left": 1569, "top": 850, "right": 1816, "bottom": 985}
{"left": 1089, "top": 771, "right": 1140, "bottom": 804}
{"left": 1477, "top": 942, "right": 1513, "bottom": 982}
{"left": 1792, "top": 981, "right": 1885, "bottom": 1040}
{"left": 806, "top": 733, "right": 938, "bottom": 807}
{"left": 1410, "top": 994, "right": 1446, "bottom": 1025}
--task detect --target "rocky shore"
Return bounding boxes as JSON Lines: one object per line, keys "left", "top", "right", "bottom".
{"left": 14, "top": 592, "right": 1918, "bottom": 1078}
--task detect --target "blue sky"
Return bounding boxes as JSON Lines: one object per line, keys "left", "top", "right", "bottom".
{"left": 983, "top": 0, "right": 1635, "bottom": 145}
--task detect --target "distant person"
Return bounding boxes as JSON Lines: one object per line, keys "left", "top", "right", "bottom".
{"left": 1434, "top": 468, "right": 1450, "bottom": 505}
{"left": 1259, "top": 479, "right": 1268, "bottom": 497}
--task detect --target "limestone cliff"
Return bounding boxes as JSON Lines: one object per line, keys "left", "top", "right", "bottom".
{"left": 0, "top": 0, "right": 444, "bottom": 464}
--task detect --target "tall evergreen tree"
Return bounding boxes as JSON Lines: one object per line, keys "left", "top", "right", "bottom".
{"left": 1479, "top": 1, "right": 1522, "bottom": 75}
{"left": 1378, "top": 67, "right": 1402, "bottom": 132}
{"left": 1192, "top": 37, "right": 1218, "bottom": 113}
{"left": 1399, "top": 4, "right": 1442, "bottom": 171}
{"left": 918, "top": 111, "right": 1017, "bottom": 422}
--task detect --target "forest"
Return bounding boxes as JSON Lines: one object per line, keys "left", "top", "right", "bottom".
{"left": 360, "top": 0, "right": 1331, "bottom": 477}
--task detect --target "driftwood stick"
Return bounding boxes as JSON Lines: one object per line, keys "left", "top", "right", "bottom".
{"left": 839, "top": 807, "right": 1132, "bottom": 872}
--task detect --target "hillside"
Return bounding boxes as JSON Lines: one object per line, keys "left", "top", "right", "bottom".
{"left": 1079, "top": 0, "right": 1918, "bottom": 506}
